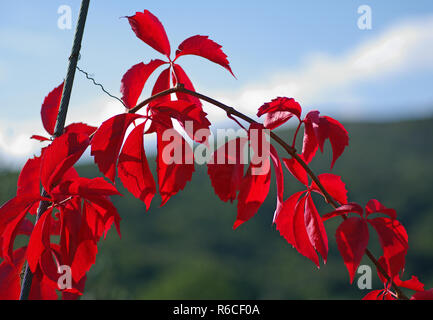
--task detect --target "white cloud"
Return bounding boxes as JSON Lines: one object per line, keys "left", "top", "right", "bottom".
{"left": 205, "top": 15, "right": 433, "bottom": 121}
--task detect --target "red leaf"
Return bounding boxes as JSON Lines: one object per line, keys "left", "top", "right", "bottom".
{"left": 411, "top": 289, "right": 433, "bottom": 300}
{"left": 283, "top": 155, "right": 308, "bottom": 186}
{"left": 28, "top": 269, "right": 58, "bottom": 300}
{"left": 175, "top": 35, "right": 235, "bottom": 77}
{"left": 304, "top": 193, "right": 329, "bottom": 264}
{"left": 301, "top": 111, "right": 319, "bottom": 164}
{"left": 257, "top": 97, "right": 302, "bottom": 130}
{"left": 335, "top": 217, "right": 369, "bottom": 283}
{"left": 322, "top": 203, "right": 364, "bottom": 221}
{"left": 207, "top": 138, "right": 247, "bottom": 203}
{"left": 148, "top": 67, "right": 172, "bottom": 114}
{"left": 365, "top": 199, "right": 397, "bottom": 220}
{"left": 394, "top": 275, "right": 424, "bottom": 292}
{"left": 156, "top": 127, "right": 195, "bottom": 206}
{"left": 118, "top": 122, "right": 156, "bottom": 210}
{"left": 234, "top": 159, "right": 271, "bottom": 229}
{"left": 120, "top": 60, "right": 167, "bottom": 109}
{"left": 90, "top": 113, "right": 143, "bottom": 182}
{"left": 127, "top": 10, "right": 171, "bottom": 57}
{"left": 30, "top": 135, "right": 50, "bottom": 142}
{"left": 301, "top": 111, "right": 349, "bottom": 168}
{"left": 275, "top": 191, "right": 306, "bottom": 245}
{"left": 368, "top": 217, "right": 408, "bottom": 279}
{"left": 2, "top": 209, "right": 29, "bottom": 265}
{"left": 40, "top": 132, "right": 89, "bottom": 191}
{"left": 41, "top": 82, "right": 64, "bottom": 135}
{"left": 270, "top": 145, "right": 284, "bottom": 222}
{"left": 311, "top": 173, "right": 348, "bottom": 205}
{"left": 322, "top": 116, "right": 349, "bottom": 169}
{"left": 82, "top": 197, "right": 121, "bottom": 240}
{"left": 63, "top": 122, "right": 97, "bottom": 137}
{"left": 70, "top": 209, "right": 98, "bottom": 283}
{"left": 0, "top": 247, "right": 27, "bottom": 300}
{"left": 151, "top": 100, "right": 211, "bottom": 144}
{"left": 51, "top": 177, "right": 120, "bottom": 199}
{"left": 0, "top": 196, "right": 40, "bottom": 236}
{"left": 172, "top": 64, "right": 202, "bottom": 107}
{"left": 362, "top": 289, "right": 395, "bottom": 300}
{"left": 27, "top": 208, "right": 53, "bottom": 273}
{"left": 292, "top": 196, "right": 320, "bottom": 267}
{"left": 17, "top": 156, "right": 41, "bottom": 197}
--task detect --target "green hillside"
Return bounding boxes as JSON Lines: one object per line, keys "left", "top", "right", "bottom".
{"left": 1, "top": 117, "right": 432, "bottom": 299}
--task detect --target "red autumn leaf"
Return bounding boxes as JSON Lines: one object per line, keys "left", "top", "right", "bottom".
{"left": 172, "top": 64, "right": 202, "bottom": 107}
{"left": 365, "top": 199, "right": 397, "bottom": 220}
{"left": 207, "top": 138, "right": 248, "bottom": 203}
{"left": 257, "top": 97, "right": 302, "bottom": 130}
{"left": 28, "top": 269, "right": 58, "bottom": 300}
{"left": 275, "top": 191, "right": 306, "bottom": 245}
{"left": 51, "top": 177, "right": 120, "bottom": 200}
{"left": 0, "top": 247, "right": 27, "bottom": 300}
{"left": 322, "top": 116, "right": 349, "bottom": 169}
{"left": 368, "top": 217, "right": 408, "bottom": 279}
{"left": 0, "top": 196, "right": 41, "bottom": 237}
{"left": 127, "top": 10, "right": 171, "bottom": 57}
{"left": 120, "top": 60, "right": 167, "bottom": 109}
{"left": 17, "top": 156, "right": 41, "bottom": 197}
{"left": 304, "top": 193, "right": 328, "bottom": 264}
{"left": 270, "top": 145, "right": 284, "bottom": 223}
{"left": 411, "top": 289, "right": 433, "bottom": 300}
{"left": 30, "top": 135, "right": 50, "bottom": 142}
{"left": 149, "top": 67, "right": 172, "bottom": 109}
{"left": 2, "top": 209, "right": 29, "bottom": 265}
{"left": 234, "top": 159, "right": 271, "bottom": 229}
{"left": 393, "top": 273, "right": 424, "bottom": 292}
{"left": 83, "top": 196, "right": 121, "bottom": 240}
{"left": 71, "top": 238, "right": 97, "bottom": 283}
{"left": 283, "top": 155, "right": 308, "bottom": 186}
{"left": 322, "top": 202, "right": 364, "bottom": 221}
{"left": 151, "top": 100, "right": 211, "bottom": 144}
{"left": 302, "top": 111, "right": 349, "bottom": 168}
{"left": 301, "top": 110, "right": 320, "bottom": 164}
{"left": 70, "top": 208, "right": 98, "bottom": 283}
{"left": 90, "top": 113, "right": 143, "bottom": 182}
{"left": 27, "top": 208, "right": 53, "bottom": 273}
{"left": 38, "top": 249, "right": 61, "bottom": 288}
{"left": 292, "top": 196, "right": 320, "bottom": 267}
{"left": 335, "top": 217, "right": 369, "bottom": 283}
{"left": 175, "top": 35, "right": 235, "bottom": 77}
{"left": 41, "top": 82, "right": 64, "bottom": 135}
{"left": 362, "top": 289, "right": 396, "bottom": 300}
{"left": 118, "top": 122, "right": 156, "bottom": 210}
{"left": 63, "top": 122, "right": 97, "bottom": 137}
{"left": 156, "top": 126, "right": 195, "bottom": 206}
{"left": 311, "top": 173, "right": 348, "bottom": 205}
{"left": 40, "top": 132, "right": 89, "bottom": 192}
{"left": 82, "top": 201, "right": 104, "bottom": 240}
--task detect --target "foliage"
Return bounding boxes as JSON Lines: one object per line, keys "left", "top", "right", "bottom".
{"left": 0, "top": 9, "right": 432, "bottom": 300}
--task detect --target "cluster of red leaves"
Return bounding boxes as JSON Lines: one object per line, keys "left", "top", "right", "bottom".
{"left": 1, "top": 9, "right": 432, "bottom": 300}
{"left": 257, "top": 97, "right": 432, "bottom": 299}
{"left": 0, "top": 84, "right": 120, "bottom": 299}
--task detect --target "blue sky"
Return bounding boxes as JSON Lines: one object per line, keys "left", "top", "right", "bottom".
{"left": 1, "top": 1, "right": 433, "bottom": 166}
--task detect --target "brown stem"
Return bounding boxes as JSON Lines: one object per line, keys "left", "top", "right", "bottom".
{"left": 126, "top": 84, "right": 409, "bottom": 300}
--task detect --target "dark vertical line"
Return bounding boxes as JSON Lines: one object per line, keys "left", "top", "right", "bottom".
{"left": 19, "top": 0, "right": 90, "bottom": 300}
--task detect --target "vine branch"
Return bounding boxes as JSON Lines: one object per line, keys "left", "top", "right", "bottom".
{"left": 125, "top": 83, "right": 409, "bottom": 300}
